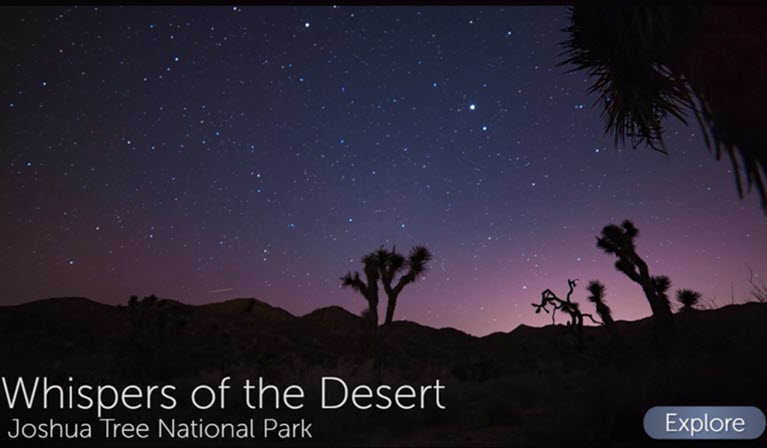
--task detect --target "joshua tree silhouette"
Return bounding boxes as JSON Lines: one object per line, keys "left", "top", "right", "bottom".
{"left": 341, "top": 245, "right": 431, "bottom": 384}
{"left": 561, "top": 5, "right": 767, "bottom": 210}
{"left": 586, "top": 280, "right": 614, "bottom": 329}
{"left": 376, "top": 245, "right": 433, "bottom": 325}
{"left": 596, "top": 220, "right": 674, "bottom": 328}
{"left": 341, "top": 245, "right": 432, "bottom": 326}
{"left": 532, "top": 279, "right": 600, "bottom": 348}
{"left": 676, "top": 289, "right": 702, "bottom": 312}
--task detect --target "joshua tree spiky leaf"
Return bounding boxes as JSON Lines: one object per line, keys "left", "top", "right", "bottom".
{"left": 560, "top": 6, "right": 692, "bottom": 153}
{"left": 653, "top": 276, "right": 671, "bottom": 295}
{"left": 586, "top": 280, "right": 606, "bottom": 304}
{"left": 407, "top": 245, "right": 432, "bottom": 278}
{"left": 676, "top": 289, "right": 702, "bottom": 311}
{"left": 561, "top": 5, "right": 767, "bottom": 211}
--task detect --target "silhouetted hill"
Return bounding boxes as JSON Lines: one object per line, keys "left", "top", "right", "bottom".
{"left": 1, "top": 298, "right": 766, "bottom": 447}
{"left": 299, "top": 305, "right": 359, "bottom": 326}
{"left": 202, "top": 298, "right": 295, "bottom": 323}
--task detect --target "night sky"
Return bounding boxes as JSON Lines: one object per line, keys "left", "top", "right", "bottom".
{"left": 2, "top": 6, "right": 766, "bottom": 336}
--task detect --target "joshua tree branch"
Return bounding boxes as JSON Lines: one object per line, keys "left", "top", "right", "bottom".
{"left": 381, "top": 275, "right": 394, "bottom": 295}
{"left": 566, "top": 279, "right": 578, "bottom": 303}
{"left": 582, "top": 313, "right": 602, "bottom": 325}
{"left": 392, "top": 272, "right": 416, "bottom": 297}
{"left": 533, "top": 289, "right": 566, "bottom": 324}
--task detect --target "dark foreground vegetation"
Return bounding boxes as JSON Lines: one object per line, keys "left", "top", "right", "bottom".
{"left": 1, "top": 296, "right": 766, "bottom": 447}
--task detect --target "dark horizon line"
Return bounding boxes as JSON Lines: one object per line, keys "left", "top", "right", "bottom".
{"left": 0, "top": 292, "right": 699, "bottom": 337}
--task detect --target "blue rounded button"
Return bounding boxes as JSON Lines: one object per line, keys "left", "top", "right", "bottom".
{"left": 644, "top": 406, "right": 766, "bottom": 440}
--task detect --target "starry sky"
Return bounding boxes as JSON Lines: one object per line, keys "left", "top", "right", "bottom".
{"left": 2, "top": 6, "right": 766, "bottom": 336}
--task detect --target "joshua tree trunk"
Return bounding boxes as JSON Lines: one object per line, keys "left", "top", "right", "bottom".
{"left": 367, "top": 296, "right": 379, "bottom": 330}
{"left": 597, "top": 221, "right": 675, "bottom": 331}
{"left": 384, "top": 294, "right": 398, "bottom": 325}
{"left": 573, "top": 313, "right": 585, "bottom": 349}
{"left": 382, "top": 276, "right": 410, "bottom": 325}
{"left": 642, "top": 283, "right": 672, "bottom": 323}
{"left": 625, "top": 254, "right": 673, "bottom": 326}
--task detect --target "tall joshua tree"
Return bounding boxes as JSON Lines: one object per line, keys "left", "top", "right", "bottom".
{"left": 377, "top": 245, "right": 433, "bottom": 325}
{"left": 341, "top": 245, "right": 432, "bottom": 327}
{"left": 341, "top": 252, "right": 382, "bottom": 330}
{"left": 596, "top": 220, "right": 674, "bottom": 327}
{"left": 676, "top": 289, "right": 702, "bottom": 312}
{"left": 586, "top": 280, "right": 614, "bottom": 328}
{"left": 340, "top": 245, "right": 430, "bottom": 384}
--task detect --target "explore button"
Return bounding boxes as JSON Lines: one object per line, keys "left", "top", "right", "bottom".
{"left": 644, "top": 406, "right": 766, "bottom": 440}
